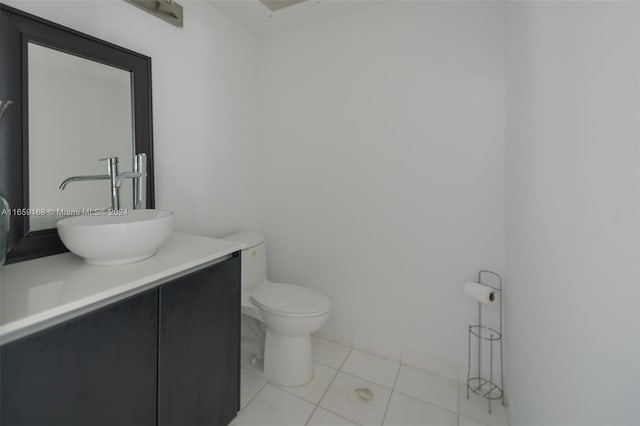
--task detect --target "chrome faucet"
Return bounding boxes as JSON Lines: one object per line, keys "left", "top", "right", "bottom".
{"left": 58, "top": 174, "right": 111, "bottom": 189}
{"left": 59, "top": 154, "right": 147, "bottom": 210}
{"left": 133, "top": 153, "right": 147, "bottom": 209}
{"left": 102, "top": 156, "right": 120, "bottom": 210}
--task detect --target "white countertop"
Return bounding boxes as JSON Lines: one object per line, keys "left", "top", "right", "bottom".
{"left": 0, "top": 232, "right": 243, "bottom": 345}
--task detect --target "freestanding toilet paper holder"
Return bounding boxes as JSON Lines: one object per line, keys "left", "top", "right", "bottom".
{"left": 466, "top": 270, "right": 504, "bottom": 414}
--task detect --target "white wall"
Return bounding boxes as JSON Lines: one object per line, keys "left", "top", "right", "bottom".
{"left": 6, "top": 0, "right": 262, "bottom": 236}
{"left": 258, "top": 1, "right": 505, "bottom": 370}
{"left": 505, "top": 2, "right": 639, "bottom": 424}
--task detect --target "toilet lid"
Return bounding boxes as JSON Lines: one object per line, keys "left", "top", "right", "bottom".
{"left": 251, "top": 282, "right": 331, "bottom": 315}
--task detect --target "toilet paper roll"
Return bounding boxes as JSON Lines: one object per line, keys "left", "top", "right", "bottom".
{"left": 464, "top": 281, "right": 496, "bottom": 305}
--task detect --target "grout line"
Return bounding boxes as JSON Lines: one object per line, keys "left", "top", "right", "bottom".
{"left": 305, "top": 368, "right": 393, "bottom": 425}
{"left": 311, "top": 334, "right": 352, "bottom": 348}
{"left": 394, "top": 391, "right": 460, "bottom": 419}
{"left": 322, "top": 336, "right": 456, "bottom": 380}
{"left": 457, "top": 380, "right": 461, "bottom": 426}
{"left": 337, "top": 369, "right": 396, "bottom": 391}
{"left": 316, "top": 371, "right": 364, "bottom": 426}
{"left": 303, "top": 404, "right": 319, "bottom": 424}
{"left": 337, "top": 346, "right": 353, "bottom": 370}
{"left": 237, "top": 370, "right": 267, "bottom": 414}
{"left": 311, "top": 336, "right": 352, "bottom": 370}
{"left": 276, "top": 365, "right": 336, "bottom": 406}
{"left": 320, "top": 407, "right": 364, "bottom": 426}
{"left": 380, "top": 362, "right": 402, "bottom": 425}
{"left": 398, "top": 360, "right": 460, "bottom": 384}
{"left": 391, "top": 362, "right": 401, "bottom": 391}
{"left": 349, "top": 346, "right": 401, "bottom": 364}
{"left": 303, "top": 406, "right": 317, "bottom": 425}
{"left": 241, "top": 380, "right": 266, "bottom": 412}
{"left": 392, "top": 389, "right": 459, "bottom": 416}
{"left": 306, "top": 357, "right": 344, "bottom": 425}
{"left": 278, "top": 386, "right": 320, "bottom": 407}
{"left": 315, "top": 334, "right": 457, "bottom": 384}
{"left": 249, "top": 381, "right": 317, "bottom": 425}
{"left": 313, "top": 359, "right": 346, "bottom": 370}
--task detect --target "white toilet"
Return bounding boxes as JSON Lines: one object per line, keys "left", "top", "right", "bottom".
{"left": 224, "top": 232, "right": 330, "bottom": 387}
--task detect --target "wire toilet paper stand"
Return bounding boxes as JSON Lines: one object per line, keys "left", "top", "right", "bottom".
{"left": 466, "top": 270, "right": 504, "bottom": 414}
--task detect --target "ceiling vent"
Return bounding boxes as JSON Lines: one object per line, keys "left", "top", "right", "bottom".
{"left": 125, "top": 0, "right": 183, "bottom": 27}
{"left": 259, "top": 0, "right": 306, "bottom": 12}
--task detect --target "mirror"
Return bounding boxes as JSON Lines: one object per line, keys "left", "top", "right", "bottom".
{"left": 0, "top": 4, "right": 154, "bottom": 263}
{"left": 28, "top": 43, "right": 135, "bottom": 231}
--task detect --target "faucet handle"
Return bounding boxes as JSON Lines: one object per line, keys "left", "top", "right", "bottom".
{"left": 134, "top": 153, "right": 147, "bottom": 210}
{"left": 99, "top": 156, "right": 119, "bottom": 176}
{"left": 99, "top": 156, "right": 119, "bottom": 164}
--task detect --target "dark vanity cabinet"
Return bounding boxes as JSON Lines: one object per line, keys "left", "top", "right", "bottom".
{"left": 158, "top": 255, "right": 240, "bottom": 426}
{"left": 0, "top": 288, "right": 159, "bottom": 426}
{"left": 0, "top": 255, "right": 240, "bottom": 426}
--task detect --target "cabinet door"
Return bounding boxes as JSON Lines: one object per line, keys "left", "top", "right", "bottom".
{"left": 158, "top": 255, "right": 240, "bottom": 426}
{"left": 0, "top": 288, "right": 158, "bottom": 426}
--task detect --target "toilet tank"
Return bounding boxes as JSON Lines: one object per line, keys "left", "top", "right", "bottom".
{"left": 224, "top": 232, "right": 267, "bottom": 292}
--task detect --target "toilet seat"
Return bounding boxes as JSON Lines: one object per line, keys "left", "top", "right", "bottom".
{"left": 251, "top": 282, "right": 330, "bottom": 317}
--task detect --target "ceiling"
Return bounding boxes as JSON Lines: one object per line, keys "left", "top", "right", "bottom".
{"left": 207, "top": 0, "right": 379, "bottom": 34}
{"left": 259, "top": 0, "right": 306, "bottom": 12}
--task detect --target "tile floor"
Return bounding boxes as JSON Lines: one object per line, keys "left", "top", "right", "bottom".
{"left": 230, "top": 336, "right": 508, "bottom": 426}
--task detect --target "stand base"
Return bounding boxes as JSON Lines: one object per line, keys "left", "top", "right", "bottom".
{"left": 466, "top": 377, "right": 504, "bottom": 414}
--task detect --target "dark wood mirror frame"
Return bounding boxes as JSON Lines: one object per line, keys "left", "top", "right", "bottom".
{"left": 0, "top": 4, "right": 154, "bottom": 264}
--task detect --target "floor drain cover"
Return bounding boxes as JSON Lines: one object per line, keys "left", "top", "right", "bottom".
{"left": 354, "top": 387, "right": 374, "bottom": 401}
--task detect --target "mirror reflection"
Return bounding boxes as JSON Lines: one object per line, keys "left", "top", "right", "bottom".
{"left": 28, "top": 43, "right": 135, "bottom": 231}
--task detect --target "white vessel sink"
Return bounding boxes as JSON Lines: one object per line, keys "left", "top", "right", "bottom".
{"left": 57, "top": 209, "right": 174, "bottom": 266}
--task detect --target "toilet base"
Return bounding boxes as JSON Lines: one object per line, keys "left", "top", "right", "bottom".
{"left": 263, "top": 330, "right": 312, "bottom": 387}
